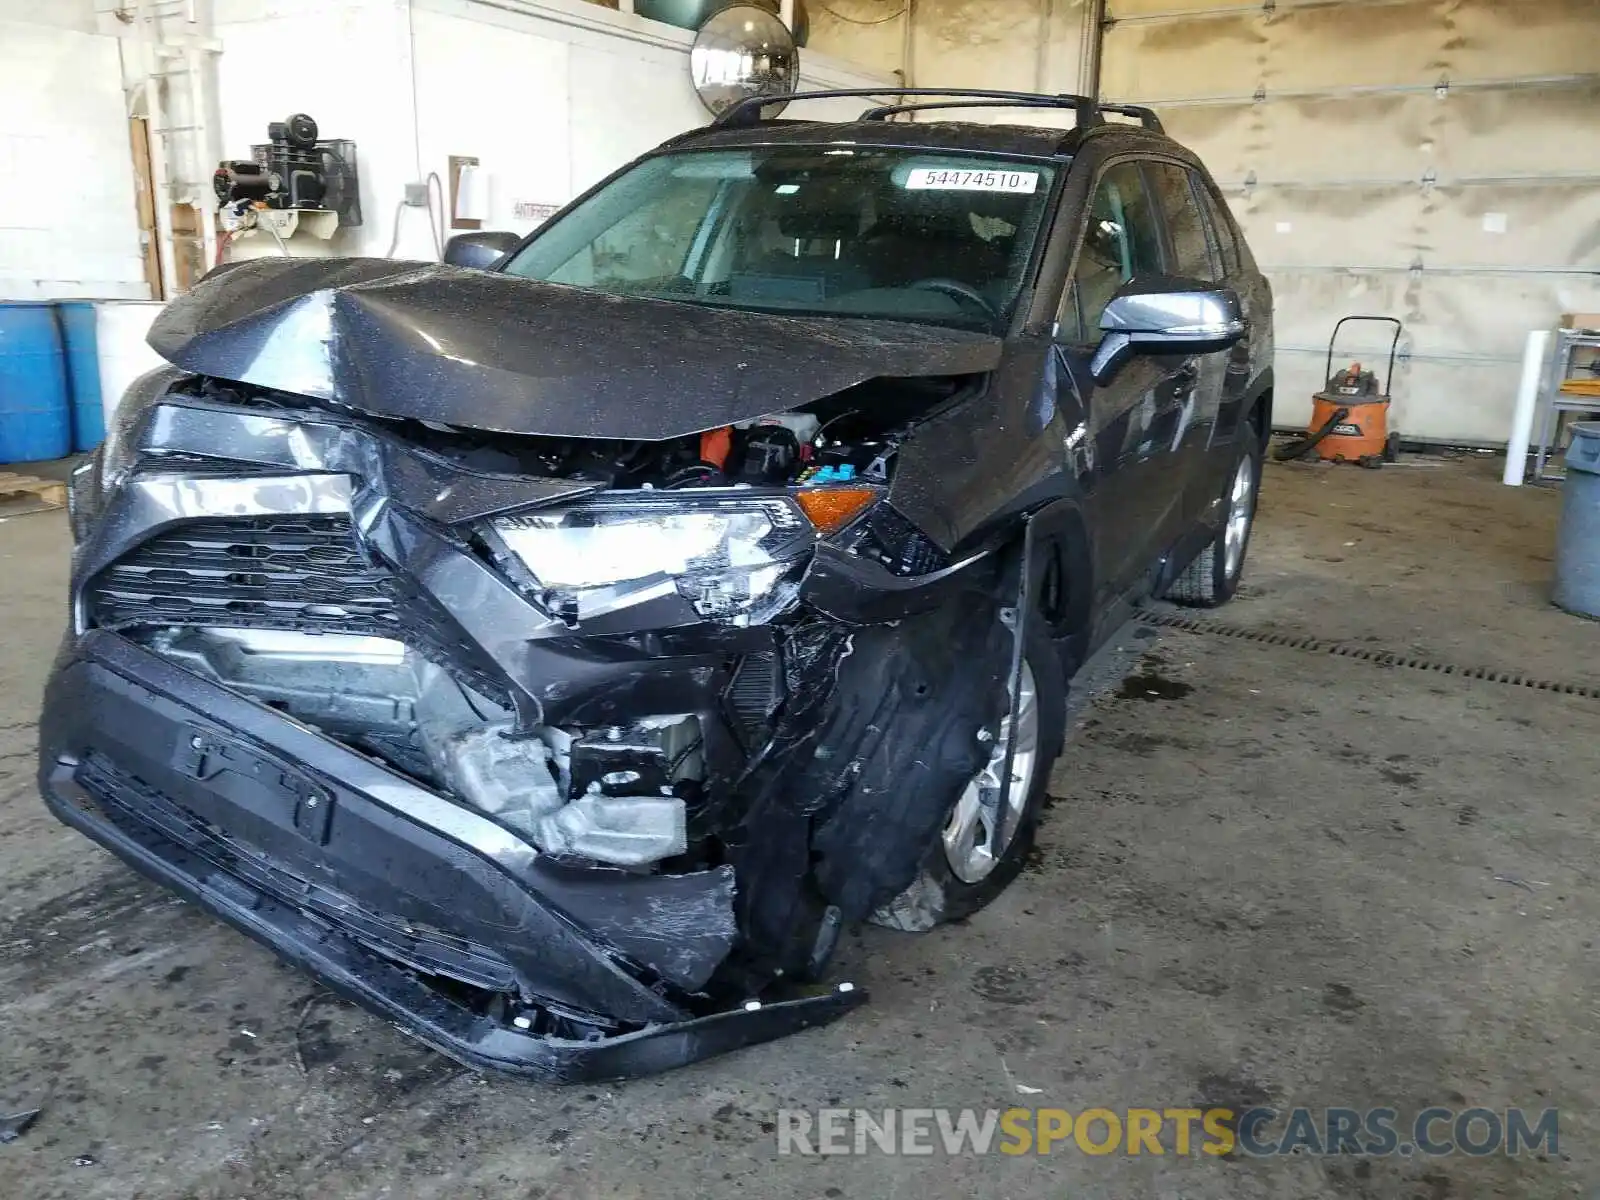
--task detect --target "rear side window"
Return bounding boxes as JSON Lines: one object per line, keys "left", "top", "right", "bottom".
{"left": 1195, "top": 180, "right": 1242, "bottom": 277}
{"left": 1150, "top": 163, "right": 1216, "bottom": 281}
{"left": 1062, "top": 161, "right": 1163, "bottom": 343}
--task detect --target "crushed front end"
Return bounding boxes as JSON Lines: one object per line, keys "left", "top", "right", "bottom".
{"left": 42, "top": 341, "right": 1021, "bottom": 1079}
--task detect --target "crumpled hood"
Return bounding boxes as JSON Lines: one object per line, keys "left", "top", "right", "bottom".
{"left": 149, "top": 257, "right": 1004, "bottom": 440}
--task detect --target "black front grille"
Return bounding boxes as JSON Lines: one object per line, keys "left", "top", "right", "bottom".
{"left": 88, "top": 514, "right": 513, "bottom": 707}
{"left": 88, "top": 515, "right": 399, "bottom": 635}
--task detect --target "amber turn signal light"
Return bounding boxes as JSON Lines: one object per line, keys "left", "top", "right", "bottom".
{"left": 794, "top": 486, "right": 880, "bottom": 535}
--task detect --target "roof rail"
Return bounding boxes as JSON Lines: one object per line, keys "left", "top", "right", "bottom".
{"left": 712, "top": 88, "right": 1163, "bottom": 134}
{"left": 1096, "top": 101, "right": 1164, "bottom": 131}
{"left": 860, "top": 98, "right": 1091, "bottom": 122}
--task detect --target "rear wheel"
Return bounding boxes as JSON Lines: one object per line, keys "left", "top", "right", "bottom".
{"left": 1165, "top": 437, "right": 1261, "bottom": 608}
{"left": 871, "top": 623, "right": 1065, "bottom": 932}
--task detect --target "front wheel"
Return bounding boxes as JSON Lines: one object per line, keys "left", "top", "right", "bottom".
{"left": 871, "top": 623, "right": 1065, "bottom": 932}
{"left": 1165, "top": 438, "right": 1262, "bottom": 608}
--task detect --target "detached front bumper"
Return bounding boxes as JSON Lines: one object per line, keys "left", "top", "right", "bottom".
{"left": 39, "top": 630, "right": 863, "bottom": 1082}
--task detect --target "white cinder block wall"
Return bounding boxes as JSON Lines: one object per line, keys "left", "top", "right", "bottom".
{"left": 0, "top": 0, "right": 98, "bottom": 31}
{"left": 210, "top": 0, "right": 423, "bottom": 258}
{"left": 0, "top": 0, "right": 892, "bottom": 297}
{"left": 0, "top": 1, "right": 149, "bottom": 300}
{"left": 211, "top": 0, "right": 895, "bottom": 260}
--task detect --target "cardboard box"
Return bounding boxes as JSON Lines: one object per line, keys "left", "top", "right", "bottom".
{"left": 1561, "top": 313, "right": 1600, "bottom": 331}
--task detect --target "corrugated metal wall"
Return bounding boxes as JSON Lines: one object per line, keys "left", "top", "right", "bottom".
{"left": 808, "top": 0, "right": 1095, "bottom": 116}
{"left": 1101, "top": 0, "right": 1600, "bottom": 444}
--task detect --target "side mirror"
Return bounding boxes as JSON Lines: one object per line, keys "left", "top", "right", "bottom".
{"left": 443, "top": 230, "right": 522, "bottom": 270}
{"left": 1089, "top": 281, "right": 1246, "bottom": 385}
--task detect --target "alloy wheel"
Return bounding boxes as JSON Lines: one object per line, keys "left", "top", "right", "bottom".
{"left": 1223, "top": 454, "right": 1256, "bottom": 579}
{"left": 942, "top": 660, "right": 1040, "bottom": 884}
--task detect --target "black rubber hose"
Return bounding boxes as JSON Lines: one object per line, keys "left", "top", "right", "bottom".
{"left": 664, "top": 462, "right": 725, "bottom": 488}
{"left": 1275, "top": 406, "right": 1351, "bottom": 462}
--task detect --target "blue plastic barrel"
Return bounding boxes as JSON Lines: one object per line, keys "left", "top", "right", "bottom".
{"left": 0, "top": 302, "right": 71, "bottom": 463}
{"left": 56, "top": 301, "right": 105, "bottom": 451}
{"left": 1553, "top": 422, "right": 1600, "bottom": 619}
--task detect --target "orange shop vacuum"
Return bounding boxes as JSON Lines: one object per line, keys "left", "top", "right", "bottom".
{"left": 1277, "top": 315, "right": 1403, "bottom": 468}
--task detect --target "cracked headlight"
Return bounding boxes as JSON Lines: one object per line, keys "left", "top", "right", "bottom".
{"left": 493, "top": 493, "right": 819, "bottom": 623}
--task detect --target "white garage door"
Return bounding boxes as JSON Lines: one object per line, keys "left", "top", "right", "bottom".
{"left": 1100, "top": 0, "right": 1600, "bottom": 445}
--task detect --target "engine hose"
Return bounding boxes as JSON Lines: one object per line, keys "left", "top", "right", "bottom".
{"left": 664, "top": 463, "right": 724, "bottom": 488}
{"left": 1275, "top": 407, "right": 1351, "bottom": 462}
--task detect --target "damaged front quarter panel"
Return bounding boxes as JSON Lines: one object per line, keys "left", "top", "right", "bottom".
{"left": 731, "top": 547, "right": 1015, "bottom": 979}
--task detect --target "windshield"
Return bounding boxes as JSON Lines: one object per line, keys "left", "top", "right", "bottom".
{"left": 502, "top": 147, "right": 1057, "bottom": 332}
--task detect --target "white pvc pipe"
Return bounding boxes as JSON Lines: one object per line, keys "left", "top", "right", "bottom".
{"left": 1503, "top": 329, "right": 1550, "bottom": 486}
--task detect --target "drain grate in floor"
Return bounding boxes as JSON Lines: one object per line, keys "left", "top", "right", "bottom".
{"left": 1138, "top": 610, "right": 1600, "bottom": 700}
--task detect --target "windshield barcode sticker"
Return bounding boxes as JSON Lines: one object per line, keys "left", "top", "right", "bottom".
{"left": 903, "top": 168, "right": 1039, "bottom": 193}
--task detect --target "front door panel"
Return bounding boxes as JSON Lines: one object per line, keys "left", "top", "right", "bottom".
{"left": 1052, "top": 157, "right": 1189, "bottom": 607}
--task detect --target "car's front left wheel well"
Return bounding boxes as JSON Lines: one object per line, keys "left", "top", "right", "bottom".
{"left": 1250, "top": 387, "right": 1273, "bottom": 450}
{"left": 1026, "top": 509, "right": 1094, "bottom": 643}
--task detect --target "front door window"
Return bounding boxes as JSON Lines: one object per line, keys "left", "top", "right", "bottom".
{"left": 1061, "top": 161, "right": 1163, "bottom": 344}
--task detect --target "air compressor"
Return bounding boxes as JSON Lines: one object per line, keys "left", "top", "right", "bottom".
{"left": 1278, "top": 315, "right": 1404, "bottom": 467}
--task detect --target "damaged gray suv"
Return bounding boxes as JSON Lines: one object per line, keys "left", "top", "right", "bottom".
{"left": 42, "top": 89, "right": 1272, "bottom": 1080}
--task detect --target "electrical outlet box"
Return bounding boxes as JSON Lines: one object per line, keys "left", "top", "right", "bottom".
{"left": 403, "top": 182, "right": 429, "bottom": 207}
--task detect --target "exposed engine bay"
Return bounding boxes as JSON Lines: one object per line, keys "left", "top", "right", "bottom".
{"left": 422, "top": 374, "right": 954, "bottom": 492}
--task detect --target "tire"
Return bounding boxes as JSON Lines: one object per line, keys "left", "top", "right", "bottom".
{"left": 1165, "top": 435, "right": 1263, "bottom": 608}
{"left": 870, "top": 621, "right": 1066, "bottom": 933}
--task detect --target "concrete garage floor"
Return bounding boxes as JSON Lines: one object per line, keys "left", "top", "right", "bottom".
{"left": 2, "top": 454, "right": 1597, "bottom": 1200}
